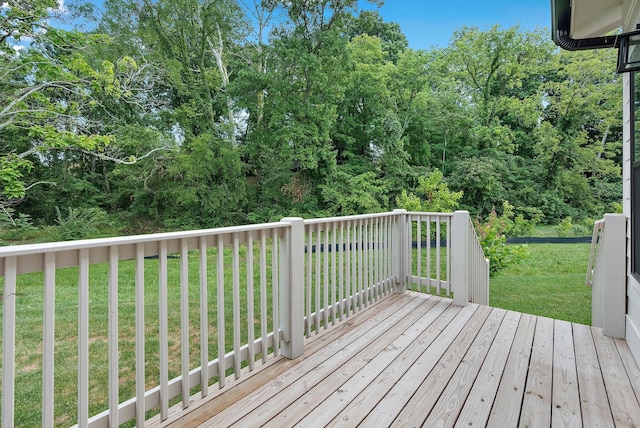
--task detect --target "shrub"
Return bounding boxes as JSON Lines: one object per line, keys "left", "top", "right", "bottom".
{"left": 0, "top": 208, "right": 37, "bottom": 243}
{"left": 475, "top": 203, "right": 528, "bottom": 275}
{"left": 55, "top": 207, "right": 112, "bottom": 240}
{"left": 395, "top": 169, "right": 463, "bottom": 213}
{"left": 0, "top": 207, "right": 36, "bottom": 230}
{"left": 557, "top": 216, "right": 591, "bottom": 238}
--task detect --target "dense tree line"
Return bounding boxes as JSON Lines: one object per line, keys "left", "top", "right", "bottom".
{"left": 0, "top": 0, "right": 622, "bottom": 236}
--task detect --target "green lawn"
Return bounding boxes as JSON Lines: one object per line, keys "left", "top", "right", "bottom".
{"left": 490, "top": 243, "right": 592, "bottom": 325}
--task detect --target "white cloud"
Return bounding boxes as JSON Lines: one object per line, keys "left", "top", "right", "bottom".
{"left": 57, "top": 0, "right": 67, "bottom": 13}
{"left": 47, "top": 0, "right": 67, "bottom": 15}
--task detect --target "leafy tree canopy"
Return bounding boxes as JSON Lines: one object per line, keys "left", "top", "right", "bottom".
{"left": 0, "top": 2, "right": 624, "bottom": 236}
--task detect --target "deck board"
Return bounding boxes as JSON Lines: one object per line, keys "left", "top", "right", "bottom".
{"left": 454, "top": 310, "right": 521, "bottom": 427}
{"left": 592, "top": 326, "right": 640, "bottom": 426}
{"left": 551, "top": 319, "right": 581, "bottom": 427}
{"left": 318, "top": 301, "right": 463, "bottom": 427}
{"left": 160, "top": 292, "right": 640, "bottom": 428}
{"left": 291, "top": 299, "right": 457, "bottom": 428}
{"left": 422, "top": 307, "right": 507, "bottom": 427}
{"left": 200, "top": 294, "right": 427, "bottom": 427}
{"left": 573, "top": 323, "right": 616, "bottom": 428}
{"left": 487, "top": 312, "right": 536, "bottom": 427}
{"left": 231, "top": 295, "right": 434, "bottom": 427}
{"left": 389, "top": 304, "right": 494, "bottom": 427}
{"left": 519, "top": 315, "right": 554, "bottom": 427}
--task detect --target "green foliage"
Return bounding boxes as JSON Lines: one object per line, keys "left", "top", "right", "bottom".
{"left": 557, "top": 217, "right": 574, "bottom": 238}
{"left": 0, "top": 156, "right": 32, "bottom": 200}
{"left": 0, "top": 207, "right": 36, "bottom": 243}
{"left": 0, "top": 208, "right": 34, "bottom": 229}
{"left": 557, "top": 217, "right": 592, "bottom": 237}
{"left": 395, "top": 169, "right": 463, "bottom": 213}
{"left": 0, "top": 6, "right": 623, "bottom": 236}
{"left": 509, "top": 214, "right": 538, "bottom": 238}
{"left": 346, "top": 10, "right": 408, "bottom": 63}
{"left": 320, "top": 170, "right": 387, "bottom": 215}
{"left": 150, "top": 133, "right": 246, "bottom": 229}
{"left": 475, "top": 203, "right": 529, "bottom": 275}
{"left": 54, "top": 206, "right": 111, "bottom": 240}
{"left": 498, "top": 201, "right": 540, "bottom": 238}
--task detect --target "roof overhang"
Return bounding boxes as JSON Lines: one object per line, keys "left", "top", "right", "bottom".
{"left": 551, "top": 0, "right": 621, "bottom": 50}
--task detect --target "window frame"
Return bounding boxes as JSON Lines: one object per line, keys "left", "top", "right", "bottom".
{"left": 632, "top": 72, "right": 640, "bottom": 280}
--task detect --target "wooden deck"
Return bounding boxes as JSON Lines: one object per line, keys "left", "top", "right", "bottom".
{"left": 155, "top": 292, "right": 640, "bottom": 427}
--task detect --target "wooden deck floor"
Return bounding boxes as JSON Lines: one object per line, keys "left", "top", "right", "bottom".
{"left": 157, "top": 292, "right": 640, "bottom": 427}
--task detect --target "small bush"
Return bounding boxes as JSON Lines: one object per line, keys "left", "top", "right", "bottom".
{"left": 395, "top": 169, "right": 463, "bottom": 213}
{"left": 475, "top": 203, "right": 528, "bottom": 275}
{"left": 0, "top": 208, "right": 37, "bottom": 243}
{"left": 557, "top": 216, "right": 591, "bottom": 237}
{"left": 55, "top": 207, "right": 112, "bottom": 240}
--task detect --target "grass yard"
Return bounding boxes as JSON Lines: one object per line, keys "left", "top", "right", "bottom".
{"left": 490, "top": 243, "right": 592, "bottom": 325}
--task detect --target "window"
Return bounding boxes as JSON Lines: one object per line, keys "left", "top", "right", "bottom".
{"left": 632, "top": 72, "right": 640, "bottom": 278}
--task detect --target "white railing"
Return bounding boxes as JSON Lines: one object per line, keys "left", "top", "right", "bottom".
{"left": 405, "top": 212, "right": 452, "bottom": 296}
{"left": 302, "top": 213, "right": 397, "bottom": 337}
{"left": 0, "top": 210, "right": 488, "bottom": 427}
{"left": 586, "top": 219, "right": 605, "bottom": 287}
{"left": 588, "top": 214, "right": 627, "bottom": 338}
{"left": 1, "top": 222, "right": 291, "bottom": 428}
{"left": 442, "top": 211, "right": 491, "bottom": 306}
{"left": 465, "top": 214, "right": 491, "bottom": 306}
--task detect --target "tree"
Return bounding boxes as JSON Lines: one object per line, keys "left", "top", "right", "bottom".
{"left": 0, "top": 0, "right": 150, "bottom": 222}
{"left": 538, "top": 47, "right": 622, "bottom": 220}
{"left": 447, "top": 26, "right": 552, "bottom": 154}
{"left": 346, "top": 9, "right": 408, "bottom": 63}
{"left": 92, "top": 0, "right": 249, "bottom": 227}
{"left": 241, "top": 0, "right": 382, "bottom": 217}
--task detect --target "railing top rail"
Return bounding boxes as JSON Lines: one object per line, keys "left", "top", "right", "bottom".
{"left": 303, "top": 211, "right": 399, "bottom": 225}
{"left": 405, "top": 211, "right": 455, "bottom": 218}
{"left": 0, "top": 221, "right": 286, "bottom": 258}
{"left": 0, "top": 211, "right": 461, "bottom": 258}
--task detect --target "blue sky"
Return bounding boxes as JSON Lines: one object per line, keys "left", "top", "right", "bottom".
{"left": 70, "top": 0, "right": 552, "bottom": 50}
{"left": 358, "top": 0, "right": 552, "bottom": 49}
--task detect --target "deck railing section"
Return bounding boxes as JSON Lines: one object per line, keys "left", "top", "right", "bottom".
{"left": 466, "top": 214, "right": 490, "bottom": 306}
{"left": 443, "top": 210, "right": 490, "bottom": 306}
{"left": 586, "top": 218, "right": 605, "bottom": 287}
{"left": 588, "top": 214, "right": 627, "bottom": 338}
{"left": 0, "top": 223, "right": 288, "bottom": 428}
{"left": 0, "top": 210, "right": 489, "bottom": 427}
{"left": 302, "top": 213, "right": 397, "bottom": 337}
{"left": 405, "top": 212, "right": 452, "bottom": 296}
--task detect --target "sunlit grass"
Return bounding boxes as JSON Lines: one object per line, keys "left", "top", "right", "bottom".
{"left": 490, "top": 243, "right": 591, "bottom": 325}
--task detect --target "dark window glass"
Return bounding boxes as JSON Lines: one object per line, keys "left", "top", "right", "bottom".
{"left": 633, "top": 73, "right": 640, "bottom": 278}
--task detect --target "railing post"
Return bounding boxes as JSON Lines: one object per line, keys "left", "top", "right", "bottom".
{"left": 279, "top": 217, "right": 305, "bottom": 359}
{"left": 594, "top": 214, "right": 627, "bottom": 338}
{"left": 485, "top": 258, "right": 491, "bottom": 306}
{"left": 393, "top": 209, "right": 408, "bottom": 294}
{"left": 452, "top": 211, "right": 469, "bottom": 306}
